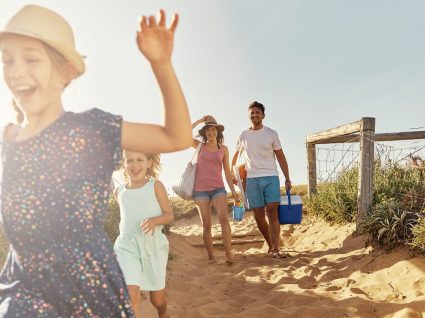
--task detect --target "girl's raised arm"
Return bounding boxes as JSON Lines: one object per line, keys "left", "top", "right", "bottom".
{"left": 122, "top": 10, "right": 191, "bottom": 154}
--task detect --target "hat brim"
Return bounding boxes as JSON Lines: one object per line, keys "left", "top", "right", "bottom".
{"left": 0, "top": 30, "right": 85, "bottom": 75}
{"left": 199, "top": 124, "right": 225, "bottom": 135}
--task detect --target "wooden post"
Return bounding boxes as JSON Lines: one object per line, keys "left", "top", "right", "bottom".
{"left": 307, "top": 142, "right": 317, "bottom": 197}
{"left": 357, "top": 117, "right": 375, "bottom": 229}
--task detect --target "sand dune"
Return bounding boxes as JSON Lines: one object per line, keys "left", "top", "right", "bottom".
{"left": 140, "top": 211, "right": 425, "bottom": 317}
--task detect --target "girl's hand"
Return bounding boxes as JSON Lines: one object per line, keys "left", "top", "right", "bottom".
{"left": 141, "top": 218, "right": 156, "bottom": 235}
{"left": 137, "top": 9, "right": 178, "bottom": 65}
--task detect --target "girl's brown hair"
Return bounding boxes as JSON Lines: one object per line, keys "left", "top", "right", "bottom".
{"left": 12, "top": 99, "right": 24, "bottom": 124}
{"left": 145, "top": 153, "right": 162, "bottom": 179}
{"left": 122, "top": 151, "right": 162, "bottom": 182}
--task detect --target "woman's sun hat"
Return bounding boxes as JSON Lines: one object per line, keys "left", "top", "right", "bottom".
{"left": 0, "top": 4, "right": 85, "bottom": 75}
{"left": 198, "top": 115, "right": 225, "bottom": 135}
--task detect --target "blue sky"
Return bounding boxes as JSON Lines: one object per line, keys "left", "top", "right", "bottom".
{"left": 1, "top": 0, "right": 425, "bottom": 192}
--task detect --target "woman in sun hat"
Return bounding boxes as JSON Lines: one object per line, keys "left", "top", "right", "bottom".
{"left": 191, "top": 115, "right": 240, "bottom": 265}
{"left": 0, "top": 4, "right": 191, "bottom": 317}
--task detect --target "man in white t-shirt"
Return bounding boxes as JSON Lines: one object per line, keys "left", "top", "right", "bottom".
{"left": 232, "top": 101, "right": 291, "bottom": 259}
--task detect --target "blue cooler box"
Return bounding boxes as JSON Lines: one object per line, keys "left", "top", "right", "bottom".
{"left": 278, "top": 191, "right": 302, "bottom": 224}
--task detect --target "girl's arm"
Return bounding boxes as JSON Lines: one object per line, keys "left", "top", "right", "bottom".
{"left": 141, "top": 180, "right": 174, "bottom": 234}
{"left": 122, "top": 10, "right": 191, "bottom": 154}
{"left": 223, "top": 146, "right": 240, "bottom": 202}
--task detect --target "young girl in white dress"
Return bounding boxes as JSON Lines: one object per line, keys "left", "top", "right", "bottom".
{"left": 114, "top": 150, "right": 173, "bottom": 318}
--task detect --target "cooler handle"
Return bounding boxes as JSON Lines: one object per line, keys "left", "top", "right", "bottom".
{"left": 286, "top": 189, "right": 292, "bottom": 208}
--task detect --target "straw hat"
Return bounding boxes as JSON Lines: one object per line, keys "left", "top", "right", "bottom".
{"left": 198, "top": 115, "right": 225, "bottom": 134}
{"left": 0, "top": 5, "right": 85, "bottom": 75}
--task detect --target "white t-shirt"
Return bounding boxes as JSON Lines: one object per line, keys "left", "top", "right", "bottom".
{"left": 236, "top": 126, "right": 282, "bottom": 178}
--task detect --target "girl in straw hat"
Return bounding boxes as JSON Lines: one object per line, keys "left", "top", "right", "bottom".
{"left": 191, "top": 115, "right": 240, "bottom": 265}
{"left": 0, "top": 4, "right": 191, "bottom": 317}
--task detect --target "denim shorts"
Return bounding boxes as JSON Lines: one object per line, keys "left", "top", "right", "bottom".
{"left": 246, "top": 176, "right": 280, "bottom": 209}
{"left": 193, "top": 187, "right": 227, "bottom": 200}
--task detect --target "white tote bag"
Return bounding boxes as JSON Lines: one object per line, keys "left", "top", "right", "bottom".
{"left": 172, "top": 143, "right": 202, "bottom": 200}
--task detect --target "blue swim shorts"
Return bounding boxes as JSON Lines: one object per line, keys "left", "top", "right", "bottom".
{"left": 246, "top": 176, "right": 280, "bottom": 209}
{"left": 193, "top": 187, "right": 227, "bottom": 200}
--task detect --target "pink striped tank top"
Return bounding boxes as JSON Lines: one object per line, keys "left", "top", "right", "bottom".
{"left": 194, "top": 144, "right": 225, "bottom": 191}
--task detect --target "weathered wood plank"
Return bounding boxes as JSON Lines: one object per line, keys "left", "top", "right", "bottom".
{"left": 314, "top": 131, "right": 425, "bottom": 144}
{"left": 306, "top": 120, "right": 362, "bottom": 144}
{"left": 212, "top": 233, "right": 259, "bottom": 239}
{"left": 191, "top": 238, "right": 265, "bottom": 247}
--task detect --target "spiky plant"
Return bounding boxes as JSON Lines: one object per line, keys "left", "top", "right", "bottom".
{"left": 411, "top": 216, "right": 425, "bottom": 251}
{"left": 359, "top": 199, "right": 418, "bottom": 250}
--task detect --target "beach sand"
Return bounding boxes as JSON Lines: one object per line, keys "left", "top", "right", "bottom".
{"left": 140, "top": 211, "right": 425, "bottom": 317}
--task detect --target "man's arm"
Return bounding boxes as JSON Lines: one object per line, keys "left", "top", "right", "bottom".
{"left": 274, "top": 149, "right": 291, "bottom": 191}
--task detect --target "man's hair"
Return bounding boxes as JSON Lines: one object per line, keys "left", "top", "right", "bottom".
{"left": 248, "top": 101, "right": 265, "bottom": 114}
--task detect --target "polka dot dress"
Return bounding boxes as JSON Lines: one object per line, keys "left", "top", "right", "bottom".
{"left": 0, "top": 109, "right": 135, "bottom": 317}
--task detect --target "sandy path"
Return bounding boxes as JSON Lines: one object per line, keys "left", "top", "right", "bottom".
{"left": 141, "top": 211, "right": 425, "bottom": 318}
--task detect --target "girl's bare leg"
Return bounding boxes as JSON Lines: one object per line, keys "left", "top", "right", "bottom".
{"left": 150, "top": 289, "right": 168, "bottom": 318}
{"left": 127, "top": 285, "right": 142, "bottom": 318}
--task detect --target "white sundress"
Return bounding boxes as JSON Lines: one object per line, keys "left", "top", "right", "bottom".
{"left": 114, "top": 180, "right": 169, "bottom": 291}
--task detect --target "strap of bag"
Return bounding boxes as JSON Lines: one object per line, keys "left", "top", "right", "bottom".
{"left": 191, "top": 142, "right": 202, "bottom": 164}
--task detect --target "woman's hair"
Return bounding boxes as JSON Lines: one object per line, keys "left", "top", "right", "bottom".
{"left": 122, "top": 152, "right": 162, "bottom": 182}
{"left": 9, "top": 42, "right": 76, "bottom": 125}
{"left": 198, "top": 126, "right": 224, "bottom": 146}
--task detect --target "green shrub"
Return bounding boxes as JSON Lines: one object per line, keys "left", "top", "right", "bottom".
{"left": 373, "top": 161, "right": 425, "bottom": 208}
{"left": 359, "top": 199, "right": 418, "bottom": 250}
{"left": 104, "top": 194, "right": 121, "bottom": 243}
{"left": 306, "top": 166, "right": 358, "bottom": 223}
{"left": 411, "top": 217, "right": 425, "bottom": 251}
{"left": 308, "top": 161, "right": 425, "bottom": 223}
{"left": 307, "top": 159, "right": 425, "bottom": 252}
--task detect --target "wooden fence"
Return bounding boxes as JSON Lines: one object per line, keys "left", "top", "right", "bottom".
{"left": 306, "top": 117, "right": 425, "bottom": 228}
